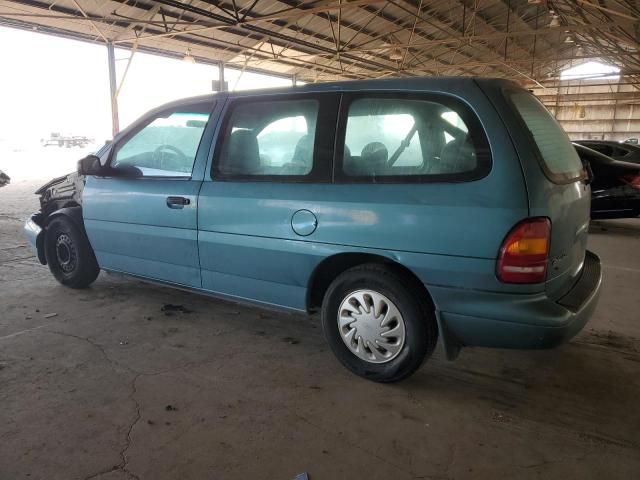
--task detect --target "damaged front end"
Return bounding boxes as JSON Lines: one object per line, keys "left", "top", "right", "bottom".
{"left": 35, "top": 171, "right": 85, "bottom": 216}
{"left": 24, "top": 171, "right": 86, "bottom": 265}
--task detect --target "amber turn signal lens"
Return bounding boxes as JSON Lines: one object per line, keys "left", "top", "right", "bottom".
{"left": 497, "top": 218, "right": 551, "bottom": 284}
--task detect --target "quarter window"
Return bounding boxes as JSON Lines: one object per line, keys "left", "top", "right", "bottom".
{"left": 216, "top": 99, "right": 319, "bottom": 177}
{"left": 510, "top": 91, "right": 583, "bottom": 181}
{"left": 340, "top": 97, "right": 483, "bottom": 180}
{"left": 112, "top": 106, "right": 211, "bottom": 177}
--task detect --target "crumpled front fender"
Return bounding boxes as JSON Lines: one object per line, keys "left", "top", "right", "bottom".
{"left": 24, "top": 207, "right": 86, "bottom": 265}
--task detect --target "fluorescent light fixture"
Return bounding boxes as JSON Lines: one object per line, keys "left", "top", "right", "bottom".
{"left": 560, "top": 61, "right": 620, "bottom": 81}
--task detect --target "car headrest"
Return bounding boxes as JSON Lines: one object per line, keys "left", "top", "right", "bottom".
{"left": 291, "top": 134, "right": 313, "bottom": 166}
{"left": 439, "top": 137, "right": 476, "bottom": 174}
{"left": 220, "top": 129, "right": 260, "bottom": 175}
{"left": 360, "top": 142, "right": 388, "bottom": 174}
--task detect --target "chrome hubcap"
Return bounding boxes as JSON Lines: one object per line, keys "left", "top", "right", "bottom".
{"left": 55, "top": 233, "right": 77, "bottom": 273}
{"left": 337, "top": 290, "right": 406, "bottom": 364}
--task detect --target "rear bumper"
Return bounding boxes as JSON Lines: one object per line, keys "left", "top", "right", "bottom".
{"left": 431, "top": 251, "right": 602, "bottom": 358}
{"left": 23, "top": 213, "right": 46, "bottom": 264}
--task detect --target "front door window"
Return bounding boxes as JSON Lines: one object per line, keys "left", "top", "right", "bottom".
{"left": 112, "top": 106, "right": 211, "bottom": 177}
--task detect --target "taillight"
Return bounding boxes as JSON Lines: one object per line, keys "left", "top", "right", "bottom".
{"left": 621, "top": 174, "right": 640, "bottom": 189}
{"left": 497, "top": 218, "right": 551, "bottom": 284}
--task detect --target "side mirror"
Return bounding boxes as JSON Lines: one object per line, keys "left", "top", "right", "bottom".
{"left": 77, "top": 155, "right": 103, "bottom": 176}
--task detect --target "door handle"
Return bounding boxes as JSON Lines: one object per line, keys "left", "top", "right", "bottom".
{"left": 166, "top": 196, "right": 191, "bottom": 209}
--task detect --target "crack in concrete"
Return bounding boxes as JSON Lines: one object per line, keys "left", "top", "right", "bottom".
{"left": 119, "top": 374, "right": 143, "bottom": 480}
{"left": 8, "top": 326, "right": 243, "bottom": 479}
{"left": 43, "top": 329, "right": 136, "bottom": 375}
{"left": 39, "top": 330, "right": 141, "bottom": 480}
{"left": 83, "top": 359, "right": 228, "bottom": 480}
{"left": 37, "top": 328, "right": 234, "bottom": 480}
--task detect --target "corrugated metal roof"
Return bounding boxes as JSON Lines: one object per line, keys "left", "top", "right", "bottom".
{"left": 0, "top": 0, "right": 638, "bottom": 84}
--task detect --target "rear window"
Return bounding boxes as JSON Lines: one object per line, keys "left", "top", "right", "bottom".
{"left": 510, "top": 91, "right": 583, "bottom": 182}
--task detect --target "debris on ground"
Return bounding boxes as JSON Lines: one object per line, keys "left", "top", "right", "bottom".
{"left": 282, "top": 336, "right": 300, "bottom": 345}
{"left": 165, "top": 404, "right": 178, "bottom": 411}
{"left": 492, "top": 412, "right": 513, "bottom": 424}
{"left": 293, "top": 473, "right": 309, "bottom": 480}
{"left": 43, "top": 313, "right": 57, "bottom": 319}
{"left": 161, "top": 304, "right": 193, "bottom": 315}
{"left": 0, "top": 170, "right": 10, "bottom": 187}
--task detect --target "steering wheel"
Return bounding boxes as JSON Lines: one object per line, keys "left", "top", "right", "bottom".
{"left": 153, "top": 144, "right": 187, "bottom": 171}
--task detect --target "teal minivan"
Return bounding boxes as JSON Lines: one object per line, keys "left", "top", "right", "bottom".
{"left": 25, "top": 77, "right": 602, "bottom": 382}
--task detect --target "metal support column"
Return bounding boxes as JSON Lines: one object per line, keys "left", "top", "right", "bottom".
{"left": 107, "top": 42, "right": 120, "bottom": 136}
{"left": 219, "top": 61, "right": 226, "bottom": 91}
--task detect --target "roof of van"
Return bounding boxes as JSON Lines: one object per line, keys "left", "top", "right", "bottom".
{"left": 172, "top": 76, "right": 519, "bottom": 105}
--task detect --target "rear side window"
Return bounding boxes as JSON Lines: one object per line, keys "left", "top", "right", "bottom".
{"left": 613, "top": 146, "right": 631, "bottom": 158}
{"left": 336, "top": 95, "right": 490, "bottom": 183}
{"left": 214, "top": 98, "right": 324, "bottom": 179}
{"left": 510, "top": 91, "right": 583, "bottom": 183}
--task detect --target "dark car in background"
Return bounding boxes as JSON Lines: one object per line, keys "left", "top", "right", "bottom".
{"left": 574, "top": 143, "right": 640, "bottom": 219}
{"left": 574, "top": 140, "right": 640, "bottom": 165}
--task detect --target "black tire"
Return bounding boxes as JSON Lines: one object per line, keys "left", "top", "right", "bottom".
{"left": 44, "top": 216, "right": 100, "bottom": 289}
{"left": 321, "top": 264, "right": 438, "bottom": 383}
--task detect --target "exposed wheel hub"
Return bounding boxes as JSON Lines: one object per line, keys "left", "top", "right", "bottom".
{"left": 55, "top": 233, "right": 77, "bottom": 273}
{"left": 337, "top": 290, "right": 406, "bottom": 364}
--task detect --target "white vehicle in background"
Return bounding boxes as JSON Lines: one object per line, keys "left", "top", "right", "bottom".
{"left": 41, "top": 132, "right": 94, "bottom": 148}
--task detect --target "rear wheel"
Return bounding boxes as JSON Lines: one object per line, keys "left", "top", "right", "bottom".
{"left": 44, "top": 216, "right": 99, "bottom": 288}
{"left": 321, "top": 264, "right": 438, "bottom": 383}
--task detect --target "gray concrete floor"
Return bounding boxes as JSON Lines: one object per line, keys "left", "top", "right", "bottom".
{"left": 1, "top": 181, "right": 639, "bottom": 480}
